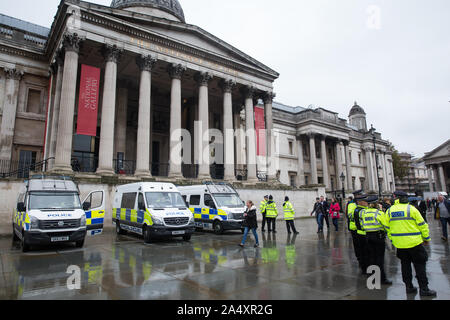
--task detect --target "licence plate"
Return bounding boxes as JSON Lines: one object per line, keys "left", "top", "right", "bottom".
{"left": 172, "top": 230, "right": 185, "bottom": 235}
{"left": 51, "top": 236, "right": 69, "bottom": 242}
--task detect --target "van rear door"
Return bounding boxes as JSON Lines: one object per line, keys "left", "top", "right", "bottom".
{"left": 82, "top": 190, "right": 105, "bottom": 236}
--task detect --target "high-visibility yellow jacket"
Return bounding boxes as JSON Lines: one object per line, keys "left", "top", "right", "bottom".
{"left": 385, "top": 200, "right": 430, "bottom": 249}
{"left": 354, "top": 205, "right": 368, "bottom": 236}
{"left": 265, "top": 201, "right": 278, "bottom": 218}
{"left": 260, "top": 200, "right": 267, "bottom": 215}
{"left": 283, "top": 201, "right": 295, "bottom": 220}
{"left": 360, "top": 208, "right": 388, "bottom": 233}
{"left": 347, "top": 202, "right": 357, "bottom": 231}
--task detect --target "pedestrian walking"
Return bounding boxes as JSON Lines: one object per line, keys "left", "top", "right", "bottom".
{"left": 311, "top": 198, "right": 321, "bottom": 232}
{"left": 283, "top": 196, "right": 299, "bottom": 234}
{"left": 260, "top": 195, "right": 268, "bottom": 232}
{"left": 265, "top": 195, "right": 278, "bottom": 233}
{"left": 320, "top": 196, "right": 330, "bottom": 230}
{"left": 385, "top": 191, "right": 436, "bottom": 296}
{"left": 329, "top": 198, "right": 340, "bottom": 232}
{"left": 417, "top": 198, "right": 428, "bottom": 223}
{"left": 435, "top": 194, "right": 450, "bottom": 241}
{"left": 239, "top": 200, "right": 259, "bottom": 248}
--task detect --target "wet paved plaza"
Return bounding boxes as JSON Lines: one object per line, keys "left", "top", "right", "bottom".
{"left": 0, "top": 214, "right": 449, "bottom": 300}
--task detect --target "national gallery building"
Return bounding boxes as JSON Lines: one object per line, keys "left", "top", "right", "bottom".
{"left": 0, "top": 0, "right": 396, "bottom": 196}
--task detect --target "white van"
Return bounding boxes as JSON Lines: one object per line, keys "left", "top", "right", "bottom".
{"left": 12, "top": 175, "right": 105, "bottom": 252}
{"left": 112, "top": 182, "right": 195, "bottom": 242}
{"left": 178, "top": 183, "right": 245, "bottom": 234}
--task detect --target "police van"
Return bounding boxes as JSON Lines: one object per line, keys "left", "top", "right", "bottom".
{"left": 178, "top": 183, "right": 245, "bottom": 234}
{"left": 12, "top": 175, "right": 105, "bottom": 252}
{"left": 112, "top": 182, "right": 195, "bottom": 242}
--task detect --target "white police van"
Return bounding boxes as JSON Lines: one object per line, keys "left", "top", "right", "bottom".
{"left": 112, "top": 182, "right": 195, "bottom": 243}
{"left": 12, "top": 175, "right": 105, "bottom": 252}
{"left": 178, "top": 183, "right": 246, "bottom": 234}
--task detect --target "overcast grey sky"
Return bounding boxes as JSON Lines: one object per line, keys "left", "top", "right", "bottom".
{"left": 0, "top": 0, "right": 448, "bottom": 158}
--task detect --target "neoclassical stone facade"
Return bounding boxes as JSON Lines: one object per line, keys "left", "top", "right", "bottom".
{"left": 423, "top": 139, "right": 450, "bottom": 194}
{"left": 0, "top": 0, "right": 280, "bottom": 181}
{"left": 270, "top": 101, "right": 396, "bottom": 196}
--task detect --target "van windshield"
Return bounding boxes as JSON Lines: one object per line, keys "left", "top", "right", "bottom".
{"left": 145, "top": 192, "right": 186, "bottom": 209}
{"left": 213, "top": 194, "right": 244, "bottom": 208}
{"left": 28, "top": 192, "right": 82, "bottom": 210}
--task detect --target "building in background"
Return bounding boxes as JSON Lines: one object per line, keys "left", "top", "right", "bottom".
{"left": 393, "top": 152, "right": 430, "bottom": 195}
{"left": 423, "top": 139, "right": 450, "bottom": 194}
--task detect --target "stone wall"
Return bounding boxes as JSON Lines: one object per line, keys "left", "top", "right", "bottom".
{"left": 0, "top": 179, "right": 323, "bottom": 235}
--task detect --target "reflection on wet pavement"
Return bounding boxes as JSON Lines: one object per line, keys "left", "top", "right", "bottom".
{"left": 0, "top": 215, "right": 449, "bottom": 300}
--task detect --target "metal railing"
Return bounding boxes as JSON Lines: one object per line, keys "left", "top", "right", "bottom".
{"left": 182, "top": 164, "right": 198, "bottom": 179}
{"left": 114, "top": 159, "right": 136, "bottom": 175}
{"left": 0, "top": 157, "right": 55, "bottom": 179}
{"left": 151, "top": 163, "right": 169, "bottom": 177}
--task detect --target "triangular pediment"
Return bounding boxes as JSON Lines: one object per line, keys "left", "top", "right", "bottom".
{"left": 424, "top": 139, "right": 450, "bottom": 160}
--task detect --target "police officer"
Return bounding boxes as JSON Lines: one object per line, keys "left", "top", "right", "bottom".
{"left": 353, "top": 192, "right": 370, "bottom": 275}
{"left": 385, "top": 191, "right": 436, "bottom": 297}
{"left": 283, "top": 196, "right": 299, "bottom": 234}
{"left": 260, "top": 195, "right": 268, "bottom": 232}
{"left": 347, "top": 192, "right": 362, "bottom": 272}
{"left": 265, "top": 195, "right": 278, "bottom": 233}
{"left": 360, "top": 195, "right": 392, "bottom": 285}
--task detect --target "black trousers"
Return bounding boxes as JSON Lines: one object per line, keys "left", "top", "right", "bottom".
{"left": 366, "top": 232, "right": 388, "bottom": 281}
{"left": 261, "top": 213, "right": 267, "bottom": 231}
{"left": 323, "top": 214, "right": 330, "bottom": 228}
{"left": 352, "top": 231, "right": 369, "bottom": 273}
{"left": 286, "top": 220, "right": 297, "bottom": 233}
{"left": 267, "top": 218, "right": 276, "bottom": 232}
{"left": 396, "top": 244, "right": 429, "bottom": 289}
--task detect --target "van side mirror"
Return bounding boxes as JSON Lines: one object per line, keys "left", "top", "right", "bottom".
{"left": 185, "top": 201, "right": 190, "bottom": 207}
{"left": 83, "top": 202, "right": 91, "bottom": 211}
{"left": 17, "top": 202, "right": 25, "bottom": 212}
{"left": 205, "top": 199, "right": 216, "bottom": 209}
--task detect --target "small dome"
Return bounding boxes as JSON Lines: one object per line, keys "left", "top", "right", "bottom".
{"left": 349, "top": 101, "right": 366, "bottom": 117}
{"left": 111, "top": 0, "right": 185, "bottom": 23}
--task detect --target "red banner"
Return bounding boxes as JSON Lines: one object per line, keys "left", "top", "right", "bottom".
{"left": 77, "top": 65, "right": 100, "bottom": 136}
{"left": 254, "top": 106, "right": 266, "bottom": 156}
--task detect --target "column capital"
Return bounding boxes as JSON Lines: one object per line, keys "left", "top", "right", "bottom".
{"left": 4, "top": 68, "right": 23, "bottom": 81}
{"left": 263, "top": 91, "right": 276, "bottom": 104}
{"left": 168, "top": 63, "right": 186, "bottom": 79}
{"left": 194, "top": 71, "right": 213, "bottom": 87}
{"left": 136, "top": 54, "right": 157, "bottom": 72}
{"left": 241, "top": 85, "right": 256, "bottom": 99}
{"left": 219, "top": 79, "right": 236, "bottom": 93}
{"left": 102, "top": 44, "right": 123, "bottom": 63}
{"left": 62, "top": 33, "right": 83, "bottom": 53}
{"left": 306, "top": 132, "right": 317, "bottom": 139}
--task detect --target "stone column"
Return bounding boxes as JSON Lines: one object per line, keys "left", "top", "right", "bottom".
{"left": 96, "top": 44, "right": 122, "bottom": 176}
{"left": 243, "top": 86, "right": 258, "bottom": 183}
{"left": 114, "top": 86, "right": 128, "bottom": 159}
{"left": 372, "top": 150, "right": 379, "bottom": 192}
{"left": 195, "top": 72, "right": 213, "bottom": 180}
{"left": 263, "top": 91, "right": 276, "bottom": 181}
{"left": 308, "top": 133, "right": 318, "bottom": 185}
{"left": 48, "top": 50, "right": 64, "bottom": 168}
{"left": 365, "top": 148, "right": 374, "bottom": 191}
{"left": 334, "top": 140, "right": 343, "bottom": 186}
{"left": 438, "top": 164, "right": 447, "bottom": 193}
{"left": 297, "top": 137, "right": 305, "bottom": 186}
{"left": 343, "top": 141, "right": 352, "bottom": 190}
{"left": 390, "top": 159, "right": 396, "bottom": 191}
{"left": 381, "top": 152, "right": 389, "bottom": 192}
{"left": 52, "top": 33, "right": 83, "bottom": 173}
{"left": 320, "top": 135, "right": 330, "bottom": 189}
{"left": 221, "top": 79, "right": 236, "bottom": 181}
{"left": 134, "top": 55, "right": 156, "bottom": 178}
{"left": 167, "top": 64, "right": 185, "bottom": 179}
{"left": 427, "top": 166, "right": 434, "bottom": 192}
{"left": 0, "top": 68, "right": 23, "bottom": 162}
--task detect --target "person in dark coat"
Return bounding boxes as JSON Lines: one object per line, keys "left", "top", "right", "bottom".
{"left": 240, "top": 200, "right": 259, "bottom": 248}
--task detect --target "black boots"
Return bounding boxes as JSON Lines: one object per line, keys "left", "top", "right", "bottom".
{"left": 420, "top": 288, "right": 437, "bottom": 297}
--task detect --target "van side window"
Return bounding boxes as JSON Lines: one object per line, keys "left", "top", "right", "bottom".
{"left": 17, "top": 193, "right": 25, "bottom": 204}
{"left": 121, "top": 193, "right": 137, "bottom": 209}
{"left": 204, "top": 194, "right": 214, "bottom": 207}
{"left": 190, "top": 195, "right": 200, "bottom": 206}
{"left": 138, "top": 193, "right": 146, "bottom": 211}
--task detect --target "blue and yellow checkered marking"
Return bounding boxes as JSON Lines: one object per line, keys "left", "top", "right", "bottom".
{"left": 14, "top": 210, "right": 30, "bottom": 231}
{"left": 85, "top": 210, "right": 105, "bottom": 226}
{"left": 113, "top": 208, "right": 152, "bottom": 225}
{"left": 189, "top": 207, "right": 228, "bottom": 221}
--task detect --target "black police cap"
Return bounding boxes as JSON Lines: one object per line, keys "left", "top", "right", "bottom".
{"left": 353, "top": 189, "right": 364, "bottom": 196}
{"left": 394, "top": 191, "right": 408, "bottom": 197}
{"left": 354, "top": 193, "right": 368, "bottom": 201}
{"left": 366, "top": 195, "right": 379, "bottom": 203}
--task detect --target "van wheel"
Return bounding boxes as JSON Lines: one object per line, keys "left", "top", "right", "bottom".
{"left": 12, "top": 224, "right": 19, "bottom": 241}
{"left": 143, "top": 225, "right": 151, "bottom": 243}
{"left": 183, "top": 235, "right": 191, "bottom": 241}
{"left": 116, "top": 221, "right": 126, "bottom": 235}
{"left": 21, "top": 232, "right": 30, "bottom": 252}
{"left": 75, "top": 239, "right": 85, "bottom": 248}
{"left": 213, "top": 221, "right": 224, "bottom": 235}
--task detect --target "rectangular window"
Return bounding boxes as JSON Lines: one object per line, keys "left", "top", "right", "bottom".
{"left": 303, "top": 143, "right": 309, "bottom": 158}
{"left": 189, "top": 195, "right": 201, "bottom": 206}
{"left": 18, "top": 150, "right": 37, "bottom": 179}
{"left": 26, "top": 89, "right": 42, "bottom": 114}
{"left": 289, "top": 173, "right": 297, "bottom": 187}
{"left": 121, "top": 193, "right": 137, "bottom": 209}
{"left": 138, "top": 193, "right": 146, "bottom": 210}
{"left": 318, "top": 177, "right": 323, "bottom": 184}
{"left": 289, "top": 141, "right": 293, "bottom": 155}
{"left": 358, "top": 153, "right": 362, "bottom": 164}
{"left": 305, "top": 175, "right": 309, "bottom": 185}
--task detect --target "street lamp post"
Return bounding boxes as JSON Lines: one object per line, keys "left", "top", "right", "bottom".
{"left": 370, "top": 125, "right": 382, "bottom": 198}
{"left": 340, "top": 172, "right": 346, "bottom": 210}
